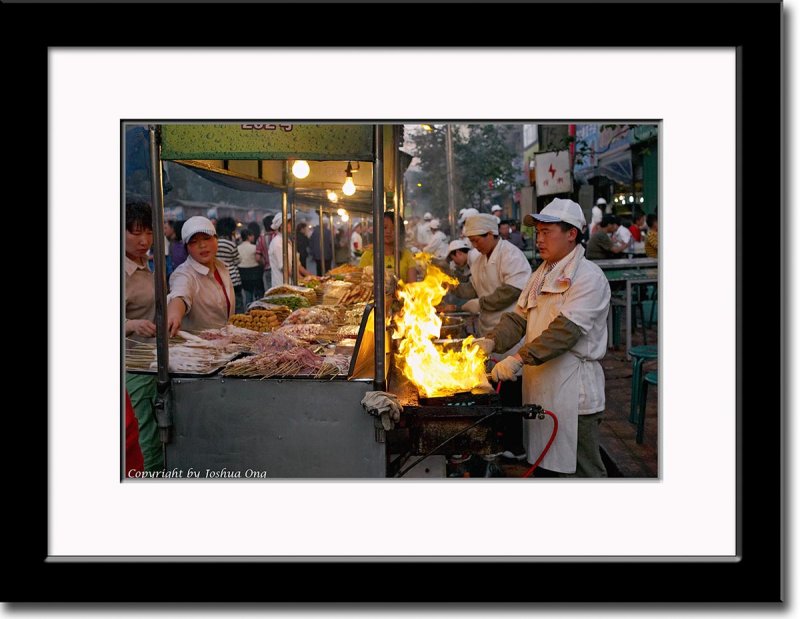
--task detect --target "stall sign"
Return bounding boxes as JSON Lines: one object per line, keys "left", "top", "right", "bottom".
{"left": 534, "top": 150, "right": 572, "bottom": 196}
{"left": 160, "top": 124, "right": 374, "bottom": 161}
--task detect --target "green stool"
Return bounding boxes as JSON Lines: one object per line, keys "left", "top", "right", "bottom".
{"left": 629, "top": 345, "right": 658, "bottom": 423}
{"left": 637, "top": 371, "right": 658, "bottom": 443}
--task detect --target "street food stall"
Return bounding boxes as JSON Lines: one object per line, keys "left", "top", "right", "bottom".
{"left": 125, "top": 122, "right": 540, "bottom": 478}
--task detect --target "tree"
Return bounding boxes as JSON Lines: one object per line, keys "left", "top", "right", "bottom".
{"left": 410, "top": 124, "right": 521, "bottom": 218}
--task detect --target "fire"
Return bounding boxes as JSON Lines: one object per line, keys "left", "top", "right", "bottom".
{"left": 392, "top": 259, "right": 489, "bottom": 398}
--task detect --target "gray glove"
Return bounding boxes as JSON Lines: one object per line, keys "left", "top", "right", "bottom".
{"left": 471, "top": 337, "right": 495, "bottom": 356}
{"left": 490, "top": 355, "right": 523, "bottom": 382}
{"left": 361, "top": 391, "right": 404, "bottom": 431}
{"left": 461, "top": 298, "right": 481, "bottom": 314}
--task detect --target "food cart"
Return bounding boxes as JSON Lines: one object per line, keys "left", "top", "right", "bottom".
{"left": 127, "top": 122, "right": 538, "bottom": 479}
{"left": 129, "top": 122, "right": 411, "bottom": 478}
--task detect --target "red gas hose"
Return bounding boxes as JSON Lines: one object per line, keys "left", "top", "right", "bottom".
{"left": 495, "top": 381, "right": 558, "bottom": 478}
{"left": 522, "top": 409, "right": 558, "bottom": 478}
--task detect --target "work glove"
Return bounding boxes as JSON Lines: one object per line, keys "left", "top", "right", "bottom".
{"left": 361, "top": 391, "right": 404, "bottom": 431}
{"left": 461, "top": 298, "right": 481, "bottom": 314}
{"left": 490, "top": 355, "right": 523, "bottom": 382}
{"left": 471, "top": 337, "right": 495, "bottom": 356}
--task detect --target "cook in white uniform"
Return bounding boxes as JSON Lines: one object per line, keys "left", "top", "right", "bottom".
{"left": 474, "top": 198, "right": 611, "bottom": 477}
{"left": 422, "top": 218, "right": 449, "bottom": 260}
{"left": 416, "top": 212, "right": 434, "bottom": 247}
{"left": 454, "top": 213, "right": 531, "bottom": 338}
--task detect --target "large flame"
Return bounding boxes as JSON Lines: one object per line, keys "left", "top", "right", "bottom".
{"left": 393, "top": 259, "right": 488, "bottom": 398}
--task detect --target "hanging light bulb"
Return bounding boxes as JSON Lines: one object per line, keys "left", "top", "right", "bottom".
{"left": 337, "top": 208, "right": 346, "bottom": 217}
{"left": 291, "top": 159, "right": 310, "bottom": 179}
{"left": 327, "top": 190, "right": 338, "bottom": 203}
{"left": 340, "top": 213, "right": 350, "bottom": 223}
{"left": 342, "top": 162, "right": 356, "bottom": 196}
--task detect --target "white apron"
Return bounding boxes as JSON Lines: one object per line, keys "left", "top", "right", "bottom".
{"left": 518, "top": 246, "right": 610, "bottom": 473}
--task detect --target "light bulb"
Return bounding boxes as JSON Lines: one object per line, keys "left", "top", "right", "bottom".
{"left": 639, "top": 197, "right": 645, "bottom": 203}
{"left": 342, "top": 175, "right": 356, "bottom": 196}
{"left": 628, "top": 195, "right": 634, "bottom": 203}
{"left": 291, "top": 160, "right": 310, "bottom": 179}
{"left": 337, "top": 208, "right": 346, "bottom": 217}
{"left": 327, "top": 190, "right": 338, "bottom": 203}
{"left": 340, "top": 213, "right": 349, "bottom": 222}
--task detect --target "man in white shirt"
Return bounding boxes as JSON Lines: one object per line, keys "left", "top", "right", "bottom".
{"left": 474, "top": 198, "right": 611, "bottom": 477}
{"left": 350, "top": 221, "right": 363, "bottom": 260}
{"left": 416, "top": 212, "right": 434, "bottom": 247}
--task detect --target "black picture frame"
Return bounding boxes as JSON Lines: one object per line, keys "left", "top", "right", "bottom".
{"left": 16, "top": 0, "right": 782, "bottom": 605}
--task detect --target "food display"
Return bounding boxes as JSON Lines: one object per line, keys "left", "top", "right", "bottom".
{"left": 281, "top": 305, "right": 341, "bottom": 326}
{"left": 336, "top": 282, "right": 373, "bottom": 306}
{"left": 264, "top": 284, "right": 317, "bottom": 305}
{"left": 221, "top": 348, "right": 351, "bottom": 379}
{"left": 209, "top": 266, "right": 383, "bottom": 379}
{"left": 125, "top": 330, "right": 243, "bottom": 375}
{"left": 260, "top": 294, "right": 310, "bottom": 311}
{"left": 229, "top": 306, "right": 292, "bottom": 332}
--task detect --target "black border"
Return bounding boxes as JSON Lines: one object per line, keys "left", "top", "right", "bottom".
{"left": 20, "top": 0, "right": 782, "bottom": 605}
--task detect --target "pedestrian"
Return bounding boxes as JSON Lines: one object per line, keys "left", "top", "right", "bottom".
{"left": 473, "top": 198, "right": 611, "bottom": 477}
{"left": 237, "top": 228, "right": 261, "bottom": 307}
{"left": 268, "top": 212, "right": 310, "bottom": 286}
{"left": 585, "top": 215, "right": 627, "bottom": 260}
{"left": 255, "top": 214, "right": 275, "bottom": 292}
{"left": 491, "top": 203, "right": 503, "bottom": 224}
{"left": 499, "top": 219, "right": 525, "bottom": 251}
{"left": 644, "top": 213, "right": 658, "bottom": 258}
{"left": 309, "top": 220, "right": 334, "bottom": 275}
{"left": 350, "top": 221, "right": 364, "bottom": 260}
{"left": 215, "top": 217, "right": 243, "bottom": 314}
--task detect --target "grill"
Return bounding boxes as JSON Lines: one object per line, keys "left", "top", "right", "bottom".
{"left": 417, "top": 390, "right": 500, "bottom": 408}
{"left": 387, "top": 369, "right": 538, "bottom": 467}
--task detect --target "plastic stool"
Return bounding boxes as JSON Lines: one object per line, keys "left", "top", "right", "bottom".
{"left": 628, "top": 345, "right": 658, "bottom": 423}
{"left": 637, "top": 371, "right": 658, "bottom": 443}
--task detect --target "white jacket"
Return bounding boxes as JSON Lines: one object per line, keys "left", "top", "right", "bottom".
{"left": 516, "top": 245, "right": 611, "bottom": 473}
{"left": 470, "top": 239, "right": 531, "bottom": 336}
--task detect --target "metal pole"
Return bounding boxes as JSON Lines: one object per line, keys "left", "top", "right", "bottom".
{"left": 373, "top": 125, "right": 386, "bottom": 391}
{"left": 393, "top": 125, "right": 401, "bottom": 279}
{"left": 290, "top": 180, "right": 297, "bottom": 284}
{"left": 445, "top": 124, "right": 457, "bottom": 239}
{"left": 329, "top": 212, "right": 336, "bottom": 269}
{"left": 317, "top": 202, "right": 325, "bottom": 275}
{"left": 281, "top": 163, "right": 289, "bottom": 287}
{"left": 147, "top": 126, "right": 172, "bottom": 460}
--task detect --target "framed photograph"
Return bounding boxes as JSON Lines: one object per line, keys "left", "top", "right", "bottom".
{"left": 18, "top": 0, "right": 783, "bottom": 605}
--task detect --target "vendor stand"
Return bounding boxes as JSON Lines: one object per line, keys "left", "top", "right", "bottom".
{"left": 128, "top": 123, "right": 409, "bottom": 478}
{"left": 126, "top": 122, "right": 534, "bottom": 479}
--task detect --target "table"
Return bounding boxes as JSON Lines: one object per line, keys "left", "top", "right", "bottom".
{"left": 604, "top": 268, "right": 658, "bottom": 357}
{"left": 593, "top": 257, "right": 658, "bottom": 270}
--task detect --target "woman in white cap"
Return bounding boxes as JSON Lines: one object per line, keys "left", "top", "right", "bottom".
{"left": 453, "top": 213, "right": 531, "bottom": 339}
{"left": 267, "top": 212, "right": 309, "bottom": 287}
{"left": 422, "top": 218, "right": 449, "bottom": 261}
{"left": 475, "top": 197, "right": 611, "bottom": 477}
{"left": 166, "top": 216, "right": 235, "bottom": 336}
